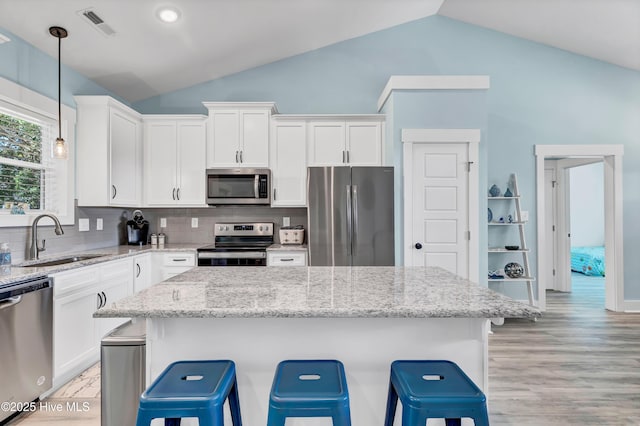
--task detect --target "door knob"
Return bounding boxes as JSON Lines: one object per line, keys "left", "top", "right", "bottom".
{"left": 415, "top": 243, "right": 422, "bottom": 250}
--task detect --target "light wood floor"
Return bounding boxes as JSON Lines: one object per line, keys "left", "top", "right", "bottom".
{"left": 11, "top": 273, "right": 640, "bottom": 425}
{"left": 489, "top": 273, "right": 640, "bottom": 425}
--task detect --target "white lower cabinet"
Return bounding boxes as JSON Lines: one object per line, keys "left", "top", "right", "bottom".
{"left": 150, "top": 252, "right": 196, "bottom": 281}
{"left": 267, "top": 251, "right": 308, "bottom": 266}
{"left": 133, "top": 253, "right": 152, "bottom": 293}
{"left": 52, "top": 258, "right": 133, "bottom": 387}
{"left": 158, "top": 252, "right": 196, "bottom": 280}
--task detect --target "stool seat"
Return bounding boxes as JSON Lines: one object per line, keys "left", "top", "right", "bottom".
{"left": 268, "top": 360, "right": 351, "bottom": 426}
{"left": 384, "top": 360, "right": 489, "bottom": 426}
{"left": 136, "top": 360, "right": 242, "bottom": 426}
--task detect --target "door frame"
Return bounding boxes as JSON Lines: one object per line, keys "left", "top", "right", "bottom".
{"left": 535, "top": 145, "right": 624, "bottom": 311}
{"left": 402, "top": 129, "right": 480, "bottom": 283}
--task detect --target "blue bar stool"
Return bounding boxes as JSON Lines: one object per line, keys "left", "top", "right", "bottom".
{"left": 135, "top": 360, "right": 242, "bottom": 426}
{"left": 267, "top": 359, "right": 351, "bottom": 426}
{"left": 384, "top": 360, "right": 489, "bottom": 426}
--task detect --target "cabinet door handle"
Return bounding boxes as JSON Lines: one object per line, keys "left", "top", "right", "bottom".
{"left": 176, "top": 188, "right": 180, "bottom": 201}
{"left": 280, "top": 258, "right": 294, "bottom": 262}
{"left": 273, "top": 188, "right": 276, "bottom": 201}
{"left": 239, "top": 150, "right": 243, "bottom": 163}
{"left": 136, "top": 263, "right": 141, "bottom": 278}
{"left": 172, "top": 188, "right": 176, "bottom": 200}
{"left": 97, "top": 292, "right": 104, "bottom": 309}
{"left": 342, "top": 150, "right": 346, "bottom": 163}
{"left": 235, "top": 151, "right": 239, "bottom": 163}
{"left": 172, "top": 258, "right": 188, "bottom": 262}
{"left": 346, "top": 150, "right": 350, "bottom": 163}
{"left": 101, "top": 291, "right": 107, "bottom": 308}
{"left": 111, "top": 185, "right": 117, "bottom": 199}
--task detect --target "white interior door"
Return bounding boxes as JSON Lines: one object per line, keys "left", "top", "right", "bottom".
{"left": 411, "top": 143, "right": 469, "bottom": 278}
{"left": 544, "top": 167, "right": 559, "bottom": 290}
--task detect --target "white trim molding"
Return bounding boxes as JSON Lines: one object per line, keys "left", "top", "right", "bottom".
{"left": 402, "top": 129, "right": 480, "bottom": 284}
{"left": 378, "top": 75, "right": 491, "bottom": 112}
{"left": 535, "top": 144, "right": 624, "bottom": 312}
{"left": 623, "top": 300, "right": 640, "bottom": 313}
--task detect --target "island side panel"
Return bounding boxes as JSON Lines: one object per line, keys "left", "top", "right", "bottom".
{"left": 147, "top": 317, "right": 489, "bottom": 426}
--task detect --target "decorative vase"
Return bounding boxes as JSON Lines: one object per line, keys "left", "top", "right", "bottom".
{"left": 489, "top": 184, "right": 501, "bottom": 197}
{"left": 504, "top": 262, "right": 524, "bottom": 278}
{"left": 504, "top": 188, "right": 513, "bottom": 197}
{"left": 488, "top": 208, "right": 493, "bottom": 222}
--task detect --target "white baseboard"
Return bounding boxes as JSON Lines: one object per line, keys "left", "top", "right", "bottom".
{"left": 623, "top": 300, "right": 640, "bottom": 312}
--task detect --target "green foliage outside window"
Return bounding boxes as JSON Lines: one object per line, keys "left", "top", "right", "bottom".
{"left": 0, "top": 113, "right": 44, "bottom": 210}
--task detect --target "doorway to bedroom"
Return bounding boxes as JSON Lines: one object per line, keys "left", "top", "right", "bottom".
{"left": 535, "top": 144, "right": 624, "bottom": 312}
{"left": 545, "top": 160, "right": 605, "bottom": 297}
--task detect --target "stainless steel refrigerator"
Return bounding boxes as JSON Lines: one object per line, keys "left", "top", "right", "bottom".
{"left": 307, "top": 166, "right": 394, "bottom": 266}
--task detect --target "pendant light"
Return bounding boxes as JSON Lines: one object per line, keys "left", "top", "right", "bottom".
{"left": 49, "top": 26, "right": 68, "bottom": 160}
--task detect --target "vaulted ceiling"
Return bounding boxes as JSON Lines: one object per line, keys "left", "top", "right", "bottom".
{"left": 0, "top": 0, "right": 637, "bottom": 103}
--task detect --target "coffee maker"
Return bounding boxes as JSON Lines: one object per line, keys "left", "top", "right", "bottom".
{"left": 126, "top": 210, "right": 149, "bottom": 245}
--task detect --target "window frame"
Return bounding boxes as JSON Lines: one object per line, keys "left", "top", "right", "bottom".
{"left": 0, "top": 75, "right": 75, "bottom": 227}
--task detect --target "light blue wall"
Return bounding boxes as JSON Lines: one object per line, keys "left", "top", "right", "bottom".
{"left": 4, "top": 15, "right": 638, "bottom": 299}
{"left": 388, "top": 90, "right": 488, "bottom": 279}
{"left": 134, "top": 15, "right": 640, "bottom": 300}
{"left": 0, "top": 27, "right": 121, "bottom": 107}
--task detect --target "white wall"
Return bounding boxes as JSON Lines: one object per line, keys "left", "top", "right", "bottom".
{"left": 570, "top": 162, "right": 604, "bottom": 247}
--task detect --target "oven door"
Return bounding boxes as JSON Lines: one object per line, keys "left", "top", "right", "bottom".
{"left": 206, "top": 169, "right": 271, "bottom": 205}
{"left": 198, "top": 251, "right": 267, "bottom": 266}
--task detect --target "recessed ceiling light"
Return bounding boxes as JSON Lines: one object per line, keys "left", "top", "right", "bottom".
{"left": 156, "top": 7, "right": 181, "bottom": 23}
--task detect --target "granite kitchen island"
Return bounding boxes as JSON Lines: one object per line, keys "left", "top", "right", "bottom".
{"left": 95, "top": 266, "right": 539, "bottom": 425}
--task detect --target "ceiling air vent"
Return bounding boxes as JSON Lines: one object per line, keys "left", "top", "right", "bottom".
{"left": 78, "top": 8, "right": 116, "bottom": 37}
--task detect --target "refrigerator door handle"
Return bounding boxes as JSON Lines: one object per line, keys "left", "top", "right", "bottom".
{"left": 352, "top": 185, "right": 358, "bottom": 256}
{"left": 346, "top": 184, "right": 352, "bottom": 256}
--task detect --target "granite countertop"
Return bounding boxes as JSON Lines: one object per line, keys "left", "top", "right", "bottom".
{"left": 94, "top": 266, "right": 541, "bottom": 319}
{"left": 0, "top": 244, "right": 202, "bottom": 286}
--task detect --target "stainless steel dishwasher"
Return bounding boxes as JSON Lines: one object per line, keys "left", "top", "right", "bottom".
{"left": 101, "top": 319, "right": 146, "bottom": 426}
{"left": 0, "top": 276, "right": 53, "bottom": 424}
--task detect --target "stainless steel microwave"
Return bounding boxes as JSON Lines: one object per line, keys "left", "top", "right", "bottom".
{"left": 206, "top": 168, "right": 271, "bottom": 205}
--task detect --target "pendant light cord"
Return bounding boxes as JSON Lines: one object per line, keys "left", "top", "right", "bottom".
{"left": 57, "top": 34, "right": 62, "bottom": 140}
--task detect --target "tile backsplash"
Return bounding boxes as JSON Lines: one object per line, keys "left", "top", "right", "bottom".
{"left": 144, "top": 206, "right": 308, "bottom": 244}
{"left": 0, "top": 203, "right": 307, "bottom": 263}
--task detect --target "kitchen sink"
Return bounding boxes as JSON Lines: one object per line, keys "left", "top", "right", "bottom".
{"left": 20, "top": 254, "right": 108, "bottom": 268}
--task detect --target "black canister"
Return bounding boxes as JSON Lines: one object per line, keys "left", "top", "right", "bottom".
{"left": 126, "top": 210, "right": 149, "bottom": 245}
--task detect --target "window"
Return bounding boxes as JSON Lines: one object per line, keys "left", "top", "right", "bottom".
{"left": 0, "top": 75, "right": 75, "bottom": 227}
{"left": 0, "top": 110, "right": 54, "bottom": 212}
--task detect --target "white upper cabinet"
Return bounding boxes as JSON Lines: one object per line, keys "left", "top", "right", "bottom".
{"left": 270, "top": 118, "right": 307, "bottom": 207}
{"left": 75, "top": 96, "right": 142, "bottom": 207}
{"left": 144, "top": 115, "right": 207, "bottom": 206}
{"left": 203, "top": 102, "right": 277, "bottom": 168}
{"left": 307, "top": 116, "right": 384, "bottom": 167}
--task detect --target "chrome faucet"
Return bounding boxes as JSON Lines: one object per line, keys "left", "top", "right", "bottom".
{"left": 30, "top": 214, "right": 64, "bottom": 260}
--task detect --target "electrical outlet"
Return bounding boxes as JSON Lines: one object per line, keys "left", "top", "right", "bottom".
{"left": 160, "top": 218, "right": 167, "bottom": 228}
{"left": 521, "top": 211, "right": 529, "bottom": 222}
{"left": 78, "top": 218, "right": 90, "bottom": 232}
{"left": 191, "top": 217, "right": 198, "bottom": 228}
{"left": 283, "top": 217, "right": 290, "bottom": 227}
{"left": 96, "top": 218, "right": 103, "bottom": 231}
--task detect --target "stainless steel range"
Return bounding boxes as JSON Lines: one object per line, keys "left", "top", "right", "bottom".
{"left": 197, "top": 222, "right": 273, "bottom": 266}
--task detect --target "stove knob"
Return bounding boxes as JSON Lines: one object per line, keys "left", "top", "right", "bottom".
{"left": 218, "top": 226, "right": 223, "bottom": 231}
{"left": 265, "top": 225, "right": 269, "bottom": 231}
{"left": 259, "top": 226, "right": 263, "bottom": 231}
{"left": 225, "top": 226, "right": 229, "bottom": 231}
